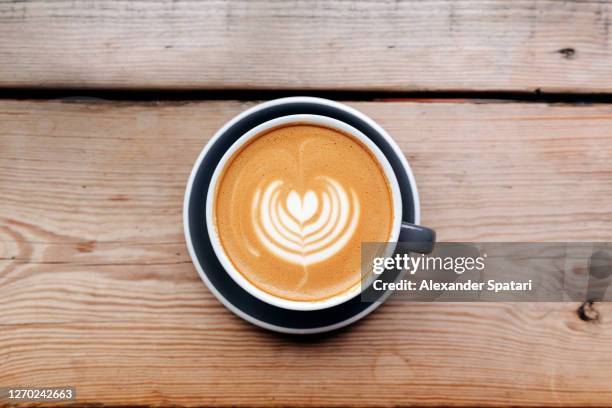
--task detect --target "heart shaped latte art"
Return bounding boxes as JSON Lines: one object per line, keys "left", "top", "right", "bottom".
{"left": 252, "top": 176, "right": 360, "bottom": 265}
{"left": 286, "top": 190, "right": 318, "bottom": 224}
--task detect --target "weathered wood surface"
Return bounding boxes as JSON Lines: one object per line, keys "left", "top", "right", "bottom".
{"left": 1, "top": 100, "right": 612, "bottom": 406}
{"left": 2, "top": 0, "right": 612, "bottom": 92}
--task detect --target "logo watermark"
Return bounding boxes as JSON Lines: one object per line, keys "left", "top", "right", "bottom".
{"left": 361, "top": 242, "right": 612, "bottom": 302}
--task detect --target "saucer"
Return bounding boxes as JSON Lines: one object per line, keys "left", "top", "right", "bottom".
{"left": 183, "top": 97, "right": 421, "bottom": 334}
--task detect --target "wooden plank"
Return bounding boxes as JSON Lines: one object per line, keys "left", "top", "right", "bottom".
{"left": 1, "top": 99, "right": 612, "bottom": 406}
{"left": 1, "top": 0, "right": 612, "bottom": 92}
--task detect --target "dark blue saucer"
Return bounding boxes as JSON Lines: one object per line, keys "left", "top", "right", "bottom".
{"left": 184, "top": 97, "right": 419, "bottom": 334}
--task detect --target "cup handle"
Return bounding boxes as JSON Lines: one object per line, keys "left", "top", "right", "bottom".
{"left": 399, "top": 222, "right": 436, "bottom": 254}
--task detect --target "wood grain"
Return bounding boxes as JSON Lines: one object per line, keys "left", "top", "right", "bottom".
{"left": 1, "top": 100, "right": 612, "bottom": 406}
{"left": 2, "top": 0, "right": 612, "bottom": 92}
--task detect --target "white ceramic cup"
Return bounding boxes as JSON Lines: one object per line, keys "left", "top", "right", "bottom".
{"left": 206, "top": 114, "right": 403, "bottom": 311}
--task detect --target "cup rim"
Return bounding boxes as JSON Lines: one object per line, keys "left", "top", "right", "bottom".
{"left": 205, "top": 114, "right": 403, "bottom": 311}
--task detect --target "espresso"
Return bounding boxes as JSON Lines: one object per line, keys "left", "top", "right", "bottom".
{"left": 214, "top": 124, "right": 394, "bottom": 302}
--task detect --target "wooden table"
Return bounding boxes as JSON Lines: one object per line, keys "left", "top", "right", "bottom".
{"left": 2, "top": 1, "right": 612, "bottom": 407}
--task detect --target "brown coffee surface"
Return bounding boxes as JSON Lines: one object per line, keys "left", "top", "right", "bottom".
{"left": 214, "top": 124, "right": 394, "bottom": 302}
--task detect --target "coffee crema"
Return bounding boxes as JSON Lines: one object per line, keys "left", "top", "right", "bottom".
{"left": 214, "top": 124, "right": 394, "bottom": 302}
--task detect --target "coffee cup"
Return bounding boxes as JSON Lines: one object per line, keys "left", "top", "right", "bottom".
{"left": 206, "top": 113, "right": 434, "bottom": 312}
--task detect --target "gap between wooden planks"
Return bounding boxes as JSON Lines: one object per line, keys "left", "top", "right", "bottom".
{"left": 2, "top": 0, "right": 612, "bottom": 92}
{"left": 1, "top": 99, "right": 612, "bottom": 407}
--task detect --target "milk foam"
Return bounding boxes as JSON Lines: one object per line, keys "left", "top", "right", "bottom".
{"left": 252, "top": 176, "right": 360, "bottom": 265}
{"left": 214, "top": 124, "right": 393, "bottom": 301}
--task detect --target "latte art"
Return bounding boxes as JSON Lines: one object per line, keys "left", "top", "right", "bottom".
{"left": 252, "top": 177, "right": 360, "bottom": 265}
{"left": 213, "top": 124, "right": 394, "bottom": 301}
